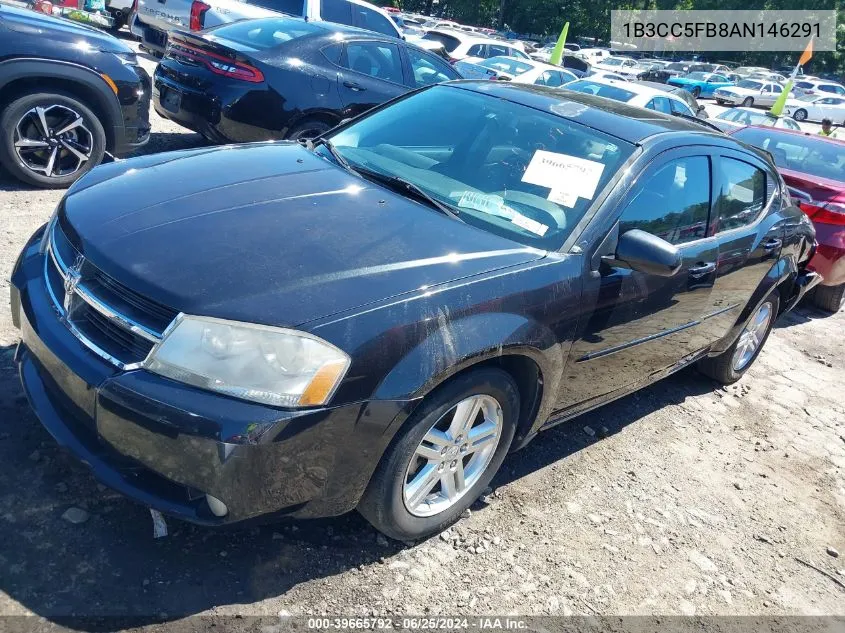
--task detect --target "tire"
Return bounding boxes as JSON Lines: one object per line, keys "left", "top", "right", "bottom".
{"left": 286, "top": 118, "right": 333, "bottom": 141}
{"left": 0, "top": 91, "right": 106, "bottom": 188}
{"left": 793, "top": 109, "right": 808, "bottom": 122}
{"left": 690, "top": 86, "right": 701, "bottom": 98}
{"left": 698, "top": 292, "right": 779, "bottom": 385}
{"left": 108, "top": 10, "right": 126, "bottom": 32}
{"left": 715, "top": 100, "right": 724, "bottom": 105}
{"left": 741, "top": 97, "right": 754, "bottom": 107}
{"left": 811, "top": 283, "right": 845, "bottom": 313}
{"left": 358, "top": 367, "right": 520, "bottom": 541}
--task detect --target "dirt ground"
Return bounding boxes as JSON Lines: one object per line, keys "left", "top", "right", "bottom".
{"left": 0, "top": 43, "right": 843, "bottom": 626}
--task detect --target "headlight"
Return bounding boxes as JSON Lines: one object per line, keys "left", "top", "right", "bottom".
{"left": 145, "top": 315, "right": 351, "bottom": 408}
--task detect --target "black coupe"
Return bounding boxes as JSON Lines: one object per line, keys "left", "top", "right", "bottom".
{"left": 12, "top": 82, "right": 819, "bottom": 540}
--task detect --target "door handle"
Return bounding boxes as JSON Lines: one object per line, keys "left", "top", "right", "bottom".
{"left": 763, "top": 238, "right": 782, "bottom": 251}
{"left": 343, "top": 81, "right": 365, "bottom": 91}
{"left": 688, "top": 262, "right": 716, "bottom": 279}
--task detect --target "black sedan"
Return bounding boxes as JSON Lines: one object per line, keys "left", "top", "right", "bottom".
{"left": 12, "top": 82, "right": 819, "bottom": 541}
{"left": 153, "top": 17, "right": 461, "bottom": 142}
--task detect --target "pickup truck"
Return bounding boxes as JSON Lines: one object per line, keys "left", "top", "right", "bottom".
{"left": 131, "top": 0, "right": 401, "bottom": 54}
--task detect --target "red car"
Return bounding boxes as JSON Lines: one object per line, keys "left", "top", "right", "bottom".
{"left": 730, "top": 126, "right": 845, "bottom": 312}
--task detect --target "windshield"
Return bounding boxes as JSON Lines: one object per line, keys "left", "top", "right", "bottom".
{"left": 737, "top": 80, "right": 763, "bottom": 90}
{"left": 666, "top": 63, "right": 688, "bottom": 71}
{"left": 602, "top": 58, "right": 624, "bottom": 66}
{"left": 479, "top": 57, "right": 533, "bottom": 76}
{"left": 718, "top": 109, "right": 770, "bottom": 125}
{"left": 734, "top": 128, "right": 845, "bottom": 183}
{"left": 686, "top": 72, "right": 707, "bottom": 80}
{"left": 564, "top": 79, "right": 635, "bottom": 102}
{"left": 325, "top": 86, "right": 635, "bottom": 250}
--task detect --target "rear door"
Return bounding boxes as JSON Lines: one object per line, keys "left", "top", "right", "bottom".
{"left": 336, "top": 40, "right": 408, "bottom": 117}
{"left": 699, "top": 149, "right": 785, "bottom": 342}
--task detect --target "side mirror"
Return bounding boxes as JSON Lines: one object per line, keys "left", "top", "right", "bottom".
{"left": 697, "top": 104, "right": 705, "bottom": 112}
{"left": 610, "top": 229, "right": 682, "bottom": 277}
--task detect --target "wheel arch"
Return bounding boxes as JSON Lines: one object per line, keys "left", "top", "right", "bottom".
{"left": 0, "top": 59, "right": 121, "bottom": 150}
{"left": 283, "top": 109, "right": 343, "bottom": 139}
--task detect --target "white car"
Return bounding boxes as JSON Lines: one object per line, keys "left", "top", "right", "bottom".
{"left": 577, "top": 48, "right": 611, "bottom": 63}
{"left": 421, "top": 30, "right": 529, "bottom": 62}
{"left": 793, "top": 79, "right": 845, "bottom": 97}
{"left": 563, "top": 76, "right": 701, "bottom": 117}
{"left": 592, "top": 56, "right": 639, "bottom": 77}
{"left": 454, "top": 56, "right": 577, "bottom": 86}
{"left": 784, "top": 94, "right": 845, "bottom": 124}
{"left": 712, "top": 107, "right": 801, "bottom": 131}
{"left": 587, "top": 70, "right": 629, "bottom": 82}
{"left": 713, "top": 80, "right": 794, "bottom": 108}
{"left": 734, "top": 66, "right": 769, "bottom": 77}
{"left": 748, "top": 72, "right": 789, "bottom": 84}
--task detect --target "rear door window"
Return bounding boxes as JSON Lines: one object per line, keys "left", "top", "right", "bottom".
{"left": 467, "top": 44, "right": 485, "bottom": 57}
{"left": 713, "top": 158, "right": 766, "bottom": 233}
{"left": 345, "top": 41, "right": 404, "bottom": 84}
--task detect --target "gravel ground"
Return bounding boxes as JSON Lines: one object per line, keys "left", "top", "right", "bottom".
{"left": 0, "top": 42, "right": 842, "bottom": 624}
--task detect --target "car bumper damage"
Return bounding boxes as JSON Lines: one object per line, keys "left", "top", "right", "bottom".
{"left": 10, "top": 233, "right": 412, "bottom": 525}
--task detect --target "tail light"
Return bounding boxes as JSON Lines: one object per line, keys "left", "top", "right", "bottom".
{"left": 168, "top": 43, "right": 264, "bottom": 82}
{"left": 799, "top": 200, "right": 845, "bottom": 226}
{"left": 189, "top": 0, "right": 210, "bottom": 31}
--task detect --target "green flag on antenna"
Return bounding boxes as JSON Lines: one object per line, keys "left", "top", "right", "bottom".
{"left": 549, "top": 22, "right": 570, "bottom": 67}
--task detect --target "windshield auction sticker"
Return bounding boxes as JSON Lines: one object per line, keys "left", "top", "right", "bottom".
{"left": 610, "top": 10, "right": 836, "bottom": 52}
{"left": 521, "top": 151, "right": 605, "bottom": 201}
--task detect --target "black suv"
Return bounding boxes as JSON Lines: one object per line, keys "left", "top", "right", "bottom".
{"left": 0, "top": 4, "right": 151, "bottom": 187}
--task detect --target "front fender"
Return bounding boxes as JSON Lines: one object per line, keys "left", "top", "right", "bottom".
{"left": 373, "top": 311, "right": 561, "bottom": 404}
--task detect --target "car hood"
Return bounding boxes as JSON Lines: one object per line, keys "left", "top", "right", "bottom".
{"left": 0, "top": 3, "right": 132, "bottom": 53}
{"left": 59, "top": 143, "right": 545, "bottom": 328}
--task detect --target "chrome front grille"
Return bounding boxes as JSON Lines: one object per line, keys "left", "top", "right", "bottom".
{"left": 44, "top": 222, "right": 178, "bottom": 369}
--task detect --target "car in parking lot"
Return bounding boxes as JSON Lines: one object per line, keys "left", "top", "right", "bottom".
{"left": 633, "top": 81, "right": 709, "bottom": 118}
{"left": 729, "top": 126, "right": 845, "bottom": 312}
{"left": 793, "top": 79, "right": 845, "bottom": 97}
{"left": 711, "top": 107, "right": 801, "bottom": 132}
{"left": 713, "top": 79, "right": 793, "bottom": 108}
{"left": 132, "top": 0, "right": 401, "bottom": 55}
{"left": 454, "top": 56, "right": 577, "bottom": 86}
{"left": 666, "top": 72, "right": 734, "bottom": 99}
{"left": 12, "top": 81, "right": 820, "bottom": 541}
{"left": 0, "top": 3, "right": 151, "bottom": 188}
{"left": 783, "top": 94, "right": 845, "bottom": 124}
{"left": 564, "top": 77, "right": 703, "bottom": 118}
{"left": 420, "top": 29, "right": 529, "bottom": 63}
{"left": 153, "top": 18, "right": 460, "bottom": 142}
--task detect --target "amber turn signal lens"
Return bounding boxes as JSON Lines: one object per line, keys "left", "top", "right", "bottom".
{"left": 298, "top": 360, "right": 349, "bottom": 406}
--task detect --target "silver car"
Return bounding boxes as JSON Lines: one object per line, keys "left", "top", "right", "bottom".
{"left": 713, "top": 79, "right": 793, "bottom": 108}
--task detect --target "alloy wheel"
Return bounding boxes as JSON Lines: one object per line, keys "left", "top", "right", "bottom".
{"left": 13, "top": 104, "right": 93, "bottom": 179}
{"left": 732, "top": 301, "right": 773, "bottom": 371}
{"left": 794, "top": 109, "right": 807, "bottom": 122}
{"left": 403, "top": 394, "right": 503, "bottom": 518}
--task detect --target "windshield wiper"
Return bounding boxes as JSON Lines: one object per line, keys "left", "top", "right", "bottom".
{"left": 355, "top": 167, "right": 465, "bottom": 224}
{"left": 669, "top": 111, "right": 725, "bottom": 133}
{"left": 300, "top": 137, "right": 360, "bottom": 176}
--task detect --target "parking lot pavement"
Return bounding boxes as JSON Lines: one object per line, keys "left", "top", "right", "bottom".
{"left": 0, "top": 48, "right": 843, "bottom": 625}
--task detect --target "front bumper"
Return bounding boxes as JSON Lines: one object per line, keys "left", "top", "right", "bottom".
{"left": 11, "top": 237, "right": 411, "bottom": 525}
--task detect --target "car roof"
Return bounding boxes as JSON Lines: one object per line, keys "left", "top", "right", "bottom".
{"left": 447, "top": 81, "right": 718, "bottom": 144}
{"left": 576, "top": 76, "right": 679, "bottom": 99}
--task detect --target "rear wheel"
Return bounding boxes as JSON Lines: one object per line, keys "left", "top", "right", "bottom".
{"left": 287, "top": 118, "right": 333, "bottom": 141}
{"left": 358, "top": 368, "right": 519, "bottom": 541}
{"left": 0, "top": 92, "right": 106, "bottom": 188}
{"left": 793, "top": 108, "right": 808, "bottom": 122}
{"left": 812, "top": 283, "right": 845, "bottom": 313}
{"left": 741, "top": 97, "right": 754, "bottom": 107}
{"left": 698, "top": 293, "right": 779, "bottom": 385}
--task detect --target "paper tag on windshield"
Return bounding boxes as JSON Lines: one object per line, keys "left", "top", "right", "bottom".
{"left": 511, "top": 213, "right": 548, "bottom": 236}
{"left": 521, "top": 150, "right": 605, "bottom": 200}
{"left": 456, "top": 191, "right": 513, "bottom": 218}
{"left": 548, "top": 189, "right": 578, "bottom": 208}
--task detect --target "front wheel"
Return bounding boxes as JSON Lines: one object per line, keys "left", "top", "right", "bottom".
{"left": 286, "top": 118, "right": 333, "bottom": 141}
{"left": 698, "top": 293, "right": 779, "bottom": 385}
{"left": 741, "top": 97, "right": 754, "bottom": 107}
{"left": 812, "top": 283, "right": 845, "bottom": 313}
{"left": 793, "top": 109, "right": 808, "bottom": 122}
{"left": 690, "top": 86, "right": 701, "bottom": 98}
{"left": 0, "top": 91, "right": 106, "bottom": 188}
{"left": 358, "top": 368, "right": 519, "bottom": 541}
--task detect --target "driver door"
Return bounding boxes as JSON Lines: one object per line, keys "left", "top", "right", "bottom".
{"left": 555, "top": 151, "right": 719, "bottom": 413}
